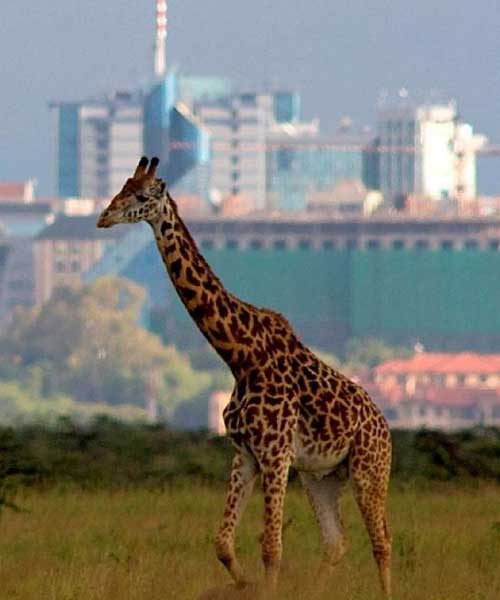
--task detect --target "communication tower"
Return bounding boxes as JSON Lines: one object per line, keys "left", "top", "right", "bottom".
{"left": 154, "top": 0, "right": 168, "bottom": 78}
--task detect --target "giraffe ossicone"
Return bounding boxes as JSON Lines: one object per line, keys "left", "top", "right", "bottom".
{"left": 97, "top": 157, "right": 393, "bottom": 598}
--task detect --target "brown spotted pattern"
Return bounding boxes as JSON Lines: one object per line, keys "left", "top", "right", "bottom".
{"left": 97, "top": 158, "right": 393, "bottom": 597}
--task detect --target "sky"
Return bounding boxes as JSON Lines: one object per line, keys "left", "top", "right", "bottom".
{"left": 1, "top": 0, "right": 499, "bottom": 195}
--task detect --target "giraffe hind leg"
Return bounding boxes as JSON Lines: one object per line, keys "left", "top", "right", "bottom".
{"left": 350, "top": 431, "right": 392, "bottom": 598}
{"left": 300, "top": 469, "right": 348, "bottom": 581}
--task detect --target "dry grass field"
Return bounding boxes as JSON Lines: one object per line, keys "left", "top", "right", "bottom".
{"left": 0, "top": 483, "right": 499, "bottom": 600}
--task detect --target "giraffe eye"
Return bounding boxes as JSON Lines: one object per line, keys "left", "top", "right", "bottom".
{"left": 137, "top": 194, "right": 148, "bottom": 203}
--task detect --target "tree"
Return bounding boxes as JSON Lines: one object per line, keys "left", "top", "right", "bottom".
{"left": 344, "top": 337, "right": 412, "bottom": 370}
{"left": 0, "top": 277, "right": 223, "bottom": 417}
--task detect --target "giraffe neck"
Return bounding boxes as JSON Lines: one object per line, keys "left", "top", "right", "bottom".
{"left": 150, "top": 196, "right": 259, "bottom": 374}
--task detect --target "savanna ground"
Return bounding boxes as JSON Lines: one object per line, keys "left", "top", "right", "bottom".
{"left": 1, "top": 482, "right": 499, "bottom": 600}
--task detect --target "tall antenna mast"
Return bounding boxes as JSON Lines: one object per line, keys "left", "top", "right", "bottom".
{"left": 154, "top": 0, "right": 168, "bottom": 78}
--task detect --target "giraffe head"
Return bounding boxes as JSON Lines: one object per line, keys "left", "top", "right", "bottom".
{"left": 97, "top": 156, "right": 169, "bottom": 228}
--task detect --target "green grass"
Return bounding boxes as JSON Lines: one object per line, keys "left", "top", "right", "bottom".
{"left": 1, "top": 483, "right": 499, "bottom": 599}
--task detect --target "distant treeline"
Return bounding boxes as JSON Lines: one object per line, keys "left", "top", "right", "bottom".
{"left": 1, "top": 419, "right": 499, "bottom": 495}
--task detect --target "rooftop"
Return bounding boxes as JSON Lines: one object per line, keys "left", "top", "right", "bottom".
{"left": 0, "top": 181, "right": 35, "bottom": 203}
{"left": 0, "top": 202, "right": 52, "bottom": 215}
{"left": 375, "top": 352, "right": 500, "bottom": 375}
{"left": 36, "top": 215, "right": 125, "bottom": 241}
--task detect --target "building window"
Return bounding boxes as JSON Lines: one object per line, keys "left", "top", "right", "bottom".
{"left": 201, "top": 239, "right": 214, "bottom": 250}
{"left": 250, "top": 240, "right": 263, "bottom": 250}
{"left": 231, "top": 156, "right": 239, "bottom": 166}
{"left": 346, "top": 239, "right": 358, "bottom": 250}
{"left": 231, "top": 186, "right": 240, "bottom": 195}
{"left": 392, "top": 240, "right": 405, "bottom": 250}
{"left": 55, "top": 261, "right": 66, "bottom": 273}
{"left": 489, "top": 240, "right": 499, "bottom": 250}
{"left": 367, "top": 239, "right": 380, "bottom": 250}
{"left": 231, "top": 139, "right": 239, "bottom": 148}
{"left": 226, "top": 239, "right": 238, "bottom": 250}
{"left": 415, "top": 240, "right": 429, "bottom": 250}
{"left": 231, "top": 122, "right": 239, "bottom": 133}
{"left": 231, "top": 171, "right": 240, "bottom": 182}
{"left": 298, "top": 239, "right": 311, "bottom": 250}
{"left": 274, "top": 240, "right": 287, "bottom": 250}
{"left": 323, "top": 240, "right": 335, "bottom": 250}
{"left": 441, "top": 240, "right": 454, "bottom": 251}
{"left": 8, "top": 280, "right": 31, "bottom": 291}
{"left": 70, "top": 261, "right": 80, "bottom": 273}
{"left": 464, "top": 240, "right": 478, "bottom": 250}
{"left": 55, "top": 241, "right": 67, "bottom": 254}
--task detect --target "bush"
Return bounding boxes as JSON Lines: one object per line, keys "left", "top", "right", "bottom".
{"left": 0, "top": 422, "right": 499, "bottom": 497}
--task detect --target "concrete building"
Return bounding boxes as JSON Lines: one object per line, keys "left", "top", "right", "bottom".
{"left": 377, "top": 100, "right": 486, "bottom": 206}
{"left": 208, "top": 390, "right": 231, "bottom": 436}
{"left": 373, "top": 353, "right": 500, "bottom": 429}
{"left": 0, "top": 203, "right": 54, "bottom": 321}
{"left": 34, "top": 215, "right": 124, "bottom": 306}
{"left": 195, "top": 92, "right": 272, "bottom": 211}
{"left": 84, "top": 213, "right": 500, "bottom": 353}
{"left": 307, "top": 180, "right": 383, "bottom": 217}
{"left": 51, "top": 91, "right": 144, "bottom": 199}
{"left": 374, "top": 353, "right": 500, "bottom": 396}
{"left": 0, "top": 181, "right": 36, "bottom": 204}
{"left": 267, "top": 126, "right": 375, "bottom": 213}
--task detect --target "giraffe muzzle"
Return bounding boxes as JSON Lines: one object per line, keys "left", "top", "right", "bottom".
{"left": 97, "top": 212, "right": 113, "bottom": 228}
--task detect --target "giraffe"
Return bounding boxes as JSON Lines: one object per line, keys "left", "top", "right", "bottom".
{"left": 97, "top": 157, "right": 393, "bottom": 597}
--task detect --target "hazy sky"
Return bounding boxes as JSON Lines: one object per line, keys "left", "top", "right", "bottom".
{"left": 1, "top": 0, "right": 499, "bottom": 195}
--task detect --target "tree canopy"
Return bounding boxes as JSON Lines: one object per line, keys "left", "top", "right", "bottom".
{"left": 0, "top": 278, "right": 230, "bottom": 424}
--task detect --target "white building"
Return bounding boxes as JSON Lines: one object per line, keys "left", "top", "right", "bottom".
{"left": 51, "top": 92, "right": 144, "bottom": 199}
{"left": 196, "top": 93, "right": 274, "bottom": 212}
{"left": 377, "top": 101, "right": 486, "bottom": 206}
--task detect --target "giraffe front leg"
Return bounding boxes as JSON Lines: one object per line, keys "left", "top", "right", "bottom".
{"left": 215, "top": 452, "right": 257, "bottom": 587}
{"left": 260, "top": 458, "right": 290, "bottom": 592}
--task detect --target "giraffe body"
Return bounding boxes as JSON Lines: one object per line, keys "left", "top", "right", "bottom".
{"left": 97, "top": 157, "right": 392, "bottom": 597}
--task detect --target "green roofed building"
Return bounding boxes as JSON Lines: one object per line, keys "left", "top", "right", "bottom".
{"left": 85, "top": 215, "right": 500, "bottom": 353}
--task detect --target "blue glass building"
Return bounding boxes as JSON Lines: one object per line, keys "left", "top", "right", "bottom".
{"left": 143, "top": 72, "right": 178, "bottom": 180}
{"left": 273, "top": 91, "right": 301, "bottom": 124}
{"left": 54, "top": 104, "right": 80, "bottom": 197}
{"left": 267, "top": 136, "right": 370, "bottom": 212}
{"left": 144, "top": 73, "right": 229, "bottom": 198}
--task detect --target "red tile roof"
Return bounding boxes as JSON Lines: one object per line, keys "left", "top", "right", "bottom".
{"left": 0, "top": 182, "right": 28, "bottom": 201}
{"left": 375, "top": 352, "right": 500, "bottom": 375}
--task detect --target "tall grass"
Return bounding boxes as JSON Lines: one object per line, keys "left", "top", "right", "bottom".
{"left": 1, "top": 484, "right": 499, "bottom": 599}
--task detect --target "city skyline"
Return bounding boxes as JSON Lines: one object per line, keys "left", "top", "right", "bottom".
{"left": 1, "top": 0, "right": 499, "bottom": 195}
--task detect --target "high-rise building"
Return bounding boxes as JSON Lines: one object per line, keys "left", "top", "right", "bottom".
{"left": 50, "top": 0, "right": 377, "bottom": 212}
{"left": 266, "top": 124, "right": 374, "bottom": 213}
{"left": 195, "top": 92, "right": 274, "bottom": 211}
{"left": 377, "top": 100, "right": 486, "bottom": 206}
{"left": 0, "top": 202, "right": 53, "bottom": 320}
{"left": 143, "top": 72, "right": 215, "bottom": 201}
{"left": 51, "top": 91, "right": 143, "bottom": 198}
